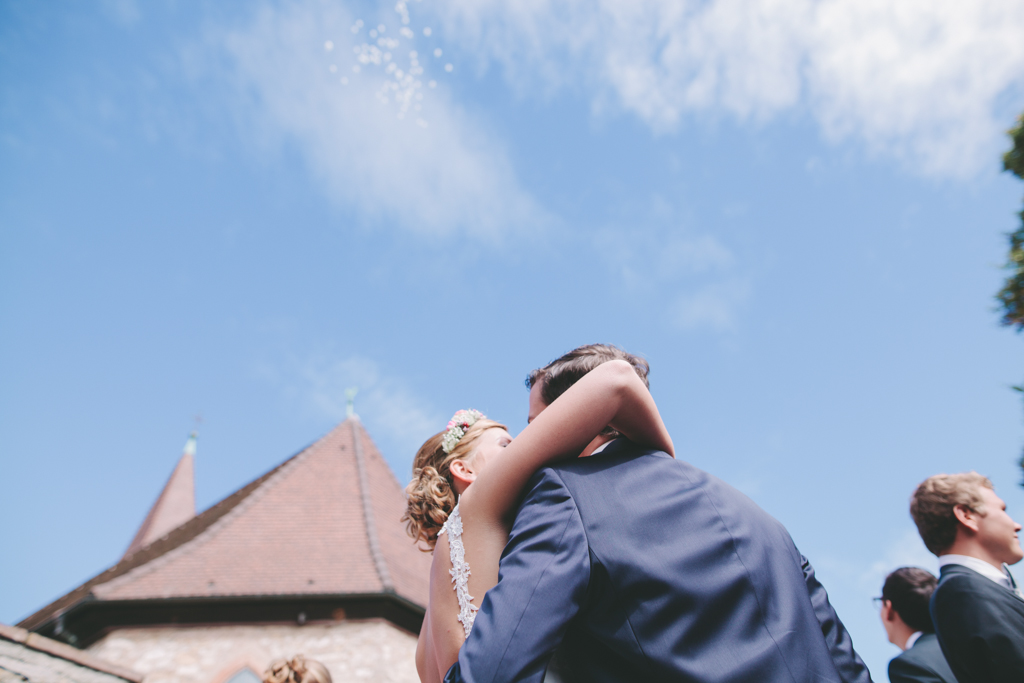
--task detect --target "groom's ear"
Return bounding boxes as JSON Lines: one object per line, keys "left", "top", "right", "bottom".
{"left": 450, "top": 459, "right": 476, "bottom": 489}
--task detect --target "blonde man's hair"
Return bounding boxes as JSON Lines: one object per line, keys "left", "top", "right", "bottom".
{"left": 910, "top": 472, "right": 994, "bottom": 556}
{"left": 263, "top": 656, "right": 331, "bottom": 683}
{"left": 403, "top": 417, "right": 507, "bottom": 550}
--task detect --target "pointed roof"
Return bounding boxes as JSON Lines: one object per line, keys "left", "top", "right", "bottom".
{"left": 123, "top": 434, "right": 197, "bottom": 558}
{"left": 19, "top": 418, "right": 430, "bottom": 633}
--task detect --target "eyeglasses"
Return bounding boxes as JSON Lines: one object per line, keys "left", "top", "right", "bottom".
{"left": 872, "top": 596, "right": 887, "bottom": 606}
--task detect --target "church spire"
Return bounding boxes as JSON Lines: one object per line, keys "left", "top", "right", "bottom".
{"left": 124, "top": 433, "right": 197, "bottom": 558}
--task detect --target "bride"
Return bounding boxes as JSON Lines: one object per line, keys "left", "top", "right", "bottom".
{"left": 403, "top": 359, "right": 674, "bottom": 683}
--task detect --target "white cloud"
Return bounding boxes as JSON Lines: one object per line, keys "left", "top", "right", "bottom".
{"left": 208, "top": 1, "right": 548, "bottom": 238}
{"left": 668, "top": 280, "right": 749, "bottom": 332}
{"left": 808, "top": 0, "right": 1024, "bottom": 173}
{"left": 431, "top": 0, "right": 1024, "bottom": 176}
{"left": 860, "top": 528, "right": 939, "bottom": 594}
{"left": 595, "top": 223, "right": 746, "bottom": 332}
{"left": 273, "top": 352, "right": 442, "bottom": 475}
{"left": 102, "top": 0, "right": 140, "bottom": 27}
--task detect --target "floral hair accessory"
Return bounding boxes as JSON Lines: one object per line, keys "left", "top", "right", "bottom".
{"left": 442, "top": 409, "right": 485, "bottom": 454}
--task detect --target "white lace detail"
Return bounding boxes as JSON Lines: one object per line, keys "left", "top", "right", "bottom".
{"left": 439, "top": 504, "right": 477, "bottom": 637}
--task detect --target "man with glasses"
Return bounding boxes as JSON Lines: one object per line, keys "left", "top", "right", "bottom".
{"left": 876, "top": 567, "right": 955, "bottom": 683}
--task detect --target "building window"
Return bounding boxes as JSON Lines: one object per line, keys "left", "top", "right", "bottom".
{"left": 225, "top": 668, "right": 262, "bottom": 683}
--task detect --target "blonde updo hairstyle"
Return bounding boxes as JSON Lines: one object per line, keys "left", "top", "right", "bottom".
{"left": 263, "top": 656, "right": 331, "bottom": 683}
{"left": 403, "top": 417, "right": 507, "bottom": 549}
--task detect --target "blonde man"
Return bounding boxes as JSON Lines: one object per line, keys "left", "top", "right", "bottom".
{"left": 910, "top": 472, "right": 1024, "bottom": 683}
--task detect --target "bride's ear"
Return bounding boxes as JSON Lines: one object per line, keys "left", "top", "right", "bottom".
{"left": 449, "top": 459, "right": 476, "bottom": 491}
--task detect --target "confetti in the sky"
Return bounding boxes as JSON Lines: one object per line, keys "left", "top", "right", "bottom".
{"left": 322, "top": 0, "right": 454, "bottom": 127}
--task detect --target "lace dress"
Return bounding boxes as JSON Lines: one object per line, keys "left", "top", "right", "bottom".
{"left": 439, "top": 504, "right": 478, "bottom": 637}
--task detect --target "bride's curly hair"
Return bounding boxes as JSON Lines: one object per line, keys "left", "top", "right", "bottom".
{"left": 403, "top": 417, "right": 507, "bottom": 550}
{"left": 262, "top": 656, "right": 331, "bottom": 683}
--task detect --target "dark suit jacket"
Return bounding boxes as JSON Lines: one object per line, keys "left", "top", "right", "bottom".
{"left": 445, "top": 440, "right": 872, "bottom": 683}
{"left": 931, "top": 563, "right": 1024, "bottom": 683}
{"left": 887, "top": 633, "right": 956, "bottom": 683}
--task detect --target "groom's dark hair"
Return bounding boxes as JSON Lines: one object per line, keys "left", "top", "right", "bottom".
{"left": 526, "top": 343, "right": 650, "bottom": 408}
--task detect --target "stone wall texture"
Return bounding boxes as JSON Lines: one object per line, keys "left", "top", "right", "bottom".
{"left": 86, "top": 622, "right": 418, "bottom": 683}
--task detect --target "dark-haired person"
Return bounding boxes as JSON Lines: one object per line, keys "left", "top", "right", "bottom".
{"left": 878, "top": 567, "right": 956, "bottom": 683}
{"left": 911, "top": 472, "right": 1024, "bottom": 683}
{"left": 444, "top": 343, "right": 872, "bottom": 683}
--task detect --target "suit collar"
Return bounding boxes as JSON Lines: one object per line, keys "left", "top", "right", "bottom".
{"left": 939, "top": 554, "right": 1010, "bottom": 584}
{"left": 940, "top": 562, "right": 1024, "bottom": 601}
{"left": 593, "top": 437, "right": 674, "bottom": 459}
{"left": 591, "top": 436, "right": 629, "bottom": 457}
{"left": 904, "top": 631, "right": 924, "bottom": 649}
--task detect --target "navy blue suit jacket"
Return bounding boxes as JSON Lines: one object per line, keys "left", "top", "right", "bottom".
{"left": 887, "top": 633, "right": 956, "bottom": 683}
{"left": 931, "top": 563, "right": 1024, "bottom": 683}
{"left": 445, "top": 440, "right": 872, "bottom": 683}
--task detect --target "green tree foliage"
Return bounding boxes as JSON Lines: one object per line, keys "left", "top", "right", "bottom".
{"left": 997, "top": 114, "right": 1024, "bottom": 483}
{"left": 997, "top": 114, "right": 1024, "bottom": 329}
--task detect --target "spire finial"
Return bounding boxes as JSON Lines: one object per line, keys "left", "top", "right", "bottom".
{"left": 345, "top": 387, "right": 358, "bottom": 418}
{"left": 183, "top": 432, "right": 197, "bottom": 457}
{"left": 184, "top": 413, "right": 202, "bottom": 456}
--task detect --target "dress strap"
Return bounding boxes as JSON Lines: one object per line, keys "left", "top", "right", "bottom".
{"left": 439, "top": 504, "right": 477, "bottom": 637}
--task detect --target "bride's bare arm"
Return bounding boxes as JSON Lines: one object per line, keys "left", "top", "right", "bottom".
{"left": 461, "top": 359, "right": 673, "bottom": 523}
{"left": 416, "top": 602, "right": 441, "bottom": 683}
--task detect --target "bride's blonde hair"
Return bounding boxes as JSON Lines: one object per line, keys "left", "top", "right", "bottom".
{"left": 403, "top": 418, "right": 507, "bottom": 549}
{"left": 262, "top": 656, "right": 331, "bottom": 683}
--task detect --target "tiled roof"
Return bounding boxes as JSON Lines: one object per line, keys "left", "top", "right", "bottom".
{"left": 0, "top": 623, "right": 142, "bottom": 683}
{"left": 123, "top": 435, "right": 196, "bottom": 558}
{"left": 19, "top": 418, "right": 430, "bottom": 631}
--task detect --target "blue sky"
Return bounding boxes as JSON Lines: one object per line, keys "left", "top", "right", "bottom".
{"left": 2, "top": 1, "right": 1024, "bottom": 680}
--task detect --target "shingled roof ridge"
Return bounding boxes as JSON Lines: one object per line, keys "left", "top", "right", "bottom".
{"left": 351, "top": 418, "right": 395, "bottom": 593}
{"left": 17, "top": 437, "right": 320, "bottom": 631}
{"left": 94, "top": 441, "right": 320, "bottom": 598}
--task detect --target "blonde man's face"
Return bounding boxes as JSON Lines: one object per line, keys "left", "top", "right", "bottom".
{"left": 977, "top": 487, "right": 1024, "bottom": 565}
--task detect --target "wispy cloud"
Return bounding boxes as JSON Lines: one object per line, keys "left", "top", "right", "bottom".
{"left": 858, "top": 528, "right": 939, "bottom": 600}
{"left": 267, "top": 352, "right": 442, "bottom": 477}
{"left": 204, "top": 1, "right": 548, "bottom": 239}
{"left": 101, "top": 0, "right": 140, "bottom": 27}
{"left": 431, "top": 0, "right": 1024, "bottom": 176}
{"left": 667, "top": 280, "right": 749, "bottom": 332}
{"left": 595, "top": 222, "right": 747, "bottom": 332}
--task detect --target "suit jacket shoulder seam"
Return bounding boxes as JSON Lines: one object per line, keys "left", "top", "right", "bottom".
{"left": 546, "top": 466, "right": 657, "bottom": 676}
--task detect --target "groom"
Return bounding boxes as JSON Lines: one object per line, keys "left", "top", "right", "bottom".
{"left": 444, "top": 344, "right": 872, "bottom": 683}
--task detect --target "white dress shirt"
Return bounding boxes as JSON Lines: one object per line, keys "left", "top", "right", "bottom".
{"left": 938, "top": 554, "right": 1023, "bottom": 598}
{"left": 904, "top": 631, "right": 923, "bottom": 650}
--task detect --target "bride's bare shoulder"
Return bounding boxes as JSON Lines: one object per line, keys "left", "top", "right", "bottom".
{"left": 430, "top": 532, "right": 452, "bottom": 578}
{"left": 433, "top": 532, "right": 450, "bottom": 559}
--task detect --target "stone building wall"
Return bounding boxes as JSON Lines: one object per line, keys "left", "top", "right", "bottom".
{"left": 86, "top": 622, "right": 418, "bottom": 683}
